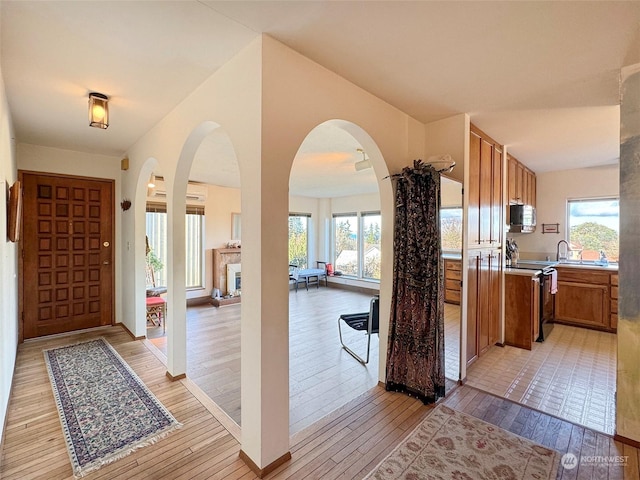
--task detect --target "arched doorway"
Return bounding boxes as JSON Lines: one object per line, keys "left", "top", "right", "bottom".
{"left": 287, "top": 119, "right": 390, "bottom": 434}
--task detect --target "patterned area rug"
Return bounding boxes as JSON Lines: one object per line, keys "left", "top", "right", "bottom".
{"left": 365, "top": 404, "right": 560, "bottom": 480}
{"left": 44, "top": 338, "right": 181, "bottom": 478}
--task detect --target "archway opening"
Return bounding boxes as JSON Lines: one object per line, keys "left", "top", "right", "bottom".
{"left": 287, "top": 119, "right": 386, "bottom": 434}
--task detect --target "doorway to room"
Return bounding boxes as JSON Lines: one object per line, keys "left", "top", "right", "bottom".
{"left": 441, "top": 176, "right": 463, "bottom": 382}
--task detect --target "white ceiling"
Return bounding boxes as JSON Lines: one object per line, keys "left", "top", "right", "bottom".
{"left": 2, "top": 1, "right": 638, "bottom": 197}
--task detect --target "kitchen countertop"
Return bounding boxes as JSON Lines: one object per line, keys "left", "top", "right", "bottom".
{"left": 442, "top": 252, "right": 462, "bottom": 260}
{"left": 554, "top": 262, "right": 618, "bottom": 272}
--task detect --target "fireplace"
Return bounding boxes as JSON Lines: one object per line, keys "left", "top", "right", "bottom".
{"left": 226, "top": 263, "right": 241, "bottom": 295}
{"left": 212, "top": 248, "right": 241, "bottom": 307}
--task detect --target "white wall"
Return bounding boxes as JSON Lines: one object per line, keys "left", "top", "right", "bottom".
{"left": 510, "top": 164, "right": 619, "bottom": 260}
{"left": 442, "top": 176, "right": 463, "bottom": 207}
{"left": 424, "top": 114, "right": 468, "bottom": 184}
{"left": 0, "top": 59, "right": 18, "bottom": 443}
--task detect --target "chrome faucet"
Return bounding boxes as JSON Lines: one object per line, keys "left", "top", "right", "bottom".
{"left": 556, "top": 240, "right": 569, "bottom": 262}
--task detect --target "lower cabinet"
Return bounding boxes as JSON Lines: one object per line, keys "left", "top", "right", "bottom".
{"left": 466, "top": 249, "right": 501, "bottom": 365}
{"left": 444, "top": 258, "right": 461, "bottom": 304}
{"left": 610, "top": 273, "right": 618, "bottom": 330}
{"left": 504, "top": 273, "right": 539, "bottom": 350}
{"left": 554, "top": 267, "right": 616, "bottom": 332}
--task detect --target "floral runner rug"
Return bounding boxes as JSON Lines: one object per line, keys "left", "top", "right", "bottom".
{"left": 365, "top": 404, "right": 560, "bottom": 480}
{"left": 44, "top": 338, "right": 181, "bottom": 478}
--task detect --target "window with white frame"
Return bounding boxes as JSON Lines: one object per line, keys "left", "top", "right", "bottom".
{"left": 333, "top": 211, "right": 381, "bottom": 280}
{"left": 288, "top": 213, "right": 309, "bottom": 269}
{"left": 362, "top": 212, "right": 381, "bottom": 280}
{"left": 441, "top": 207, "right": 463, "bottom": 251}
{"left": 146, "top": 203, "right": 205, "bottom": 289}
{"left": 567, "top": 197, "right": 619, "bottom": 262}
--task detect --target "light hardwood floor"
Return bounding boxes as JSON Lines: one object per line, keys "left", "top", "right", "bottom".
{"left": 2, "top": 326, "right": 638, "bottom": 479}
{"left": 148, "top": 288, "right": 461, "bottom": 433}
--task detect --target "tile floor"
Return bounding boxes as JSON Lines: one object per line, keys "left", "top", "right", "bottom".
{"left": 465, "top": 323, "right": 617, "bottom": 434}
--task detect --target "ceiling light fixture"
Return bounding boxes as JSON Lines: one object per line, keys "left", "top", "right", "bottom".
{"left": 88, "top": 92, "right": 109, "bottom": 129}
{"left": 354, "top": 148, "right": 372, "bottom": 171}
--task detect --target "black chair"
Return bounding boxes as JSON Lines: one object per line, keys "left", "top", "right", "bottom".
{"left": 338, "top": 295, "right": 379, "bottom": 364}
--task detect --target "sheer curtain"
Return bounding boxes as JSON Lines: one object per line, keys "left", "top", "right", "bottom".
{"left": 385, "top": 160, "right": 446, "bottom": 403}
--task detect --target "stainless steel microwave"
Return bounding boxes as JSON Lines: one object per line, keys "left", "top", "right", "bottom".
{"left": 510, "top": 204, "right": 536, "bottom": 233}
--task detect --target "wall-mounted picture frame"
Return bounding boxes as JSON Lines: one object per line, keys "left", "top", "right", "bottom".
{"left": 541, "top": 223, "right": 559, "bottom": 234}
{"left": 7, "top": 180, "right": 22, "bottom": 242}
{"left": 231, "top": 212, "right": 241, "bottom": 240}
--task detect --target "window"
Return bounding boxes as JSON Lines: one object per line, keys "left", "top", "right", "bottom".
{"left": 441, "top": 207, "right": 463, "bottom": 251}
{"left": 333, "top": 211, "right": 381, "bottom": 280}
{"left": 288, "top": 214, "right": 309, "bottom": 269}
{"left": 567, "top": 198, "right": 619, "bottom": 262}
{"left": 146, "top": 203, "right": 205, "bottom": 289}
{"left": 362, "top": 213, "right": 381, "bottom": 280}
{"left": 334, "top": 214, "right": 358, "bottom": 276}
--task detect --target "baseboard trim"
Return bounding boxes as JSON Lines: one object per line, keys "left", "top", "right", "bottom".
{"left": 115, "top": 322, "right": 145, "bottom": 341}
{"left": 239, "top": 450, "right": 292, "bottom": 478}
{"left": 186, "top": 296, "right": 214, "bottom": 307}
{"left": 614, "top": 433, "right": 640, "bottom": 448}
{"left": 327, "top": 282, "right": 379, "bottom": 296}
{"left": 166, "top": 371, "right": 187, "bottom": 381}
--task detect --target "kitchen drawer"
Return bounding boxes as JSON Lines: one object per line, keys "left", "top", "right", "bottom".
{"left": 556, "top": 268, "right": 610, "bottom": 285}
{"left": 445, "top": 288, "right": 461, "bottom": 305}
{"left": 445, "top": 259, "right": 461, "bottom": 270}
{"left": 446, "top": 279, "right": 461, "bottom": 290}
{"left": 611, "top": 313, "right": 618, "bottom": 329}
{"left": 611, "top": 286, "right": 618, "bottom": 299}
{"left": 611, "top": 274, "right": 618, "bottom": 286}
{"left": 446, "top": 269, "right": 462, "bottom": 281}
{"left": 611, "top": 299, "right": 618, "bottom": 314}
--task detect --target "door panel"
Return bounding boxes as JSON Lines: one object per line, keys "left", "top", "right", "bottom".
{"left": 21, "top": 173, "right": 114, "bottom": 339}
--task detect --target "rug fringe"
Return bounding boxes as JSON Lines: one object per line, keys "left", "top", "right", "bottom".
{"left": 74, "top": 422, "right": 183, "bottom": 479}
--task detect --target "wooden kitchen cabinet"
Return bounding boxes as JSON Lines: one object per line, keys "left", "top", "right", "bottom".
{"left": 610, "top": 273, "right": 618, "bottom": 330}
{"left": 469, "top": 125, "right": 503, "bottom": 247}
{"left": 554, "top": 267, "right": 616, "bottom": 332}
{"left": 444, "top": 258, "right": 461, "bottom": 304}
{"left": 466, "top": 249, "right": 501, "bottom": 364}
{"left": 504, "top": 272, "right": 540, "bottom": 350}
{"left": 506, "top": 153, "right": 536, "bottom": 224}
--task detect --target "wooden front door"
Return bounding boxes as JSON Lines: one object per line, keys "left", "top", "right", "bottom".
{"left": 21, "top": 172, "right": 114, "bottom": 339}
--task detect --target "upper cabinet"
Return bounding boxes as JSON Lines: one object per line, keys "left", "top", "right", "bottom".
{"left": 506, "top": 153, "right": 536, "bottom": 225}
{"left": 507, "top": 154, "right": 536, "bottom": 206}
{"left": 468, "top": 125, "right": 503, "bottom": 248}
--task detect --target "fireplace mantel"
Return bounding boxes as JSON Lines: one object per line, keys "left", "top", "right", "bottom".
{"left": 212, "top": 248, "right": 241, "bottom": 307}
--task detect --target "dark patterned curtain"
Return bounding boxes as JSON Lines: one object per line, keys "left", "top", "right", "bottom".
{"left": 385, "top": 159, "right": 445, "bottom": 404}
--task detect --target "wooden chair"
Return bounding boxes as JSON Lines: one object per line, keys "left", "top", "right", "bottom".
{"left": 145, "top": 262, "right": 166, "bottom": 331}
{"left": 146, "top": 296, "right": 166, "bottom": 332}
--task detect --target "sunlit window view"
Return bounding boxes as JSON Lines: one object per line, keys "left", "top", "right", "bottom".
{"left": 288, "top": 214, "right": 309, "bottom": 269}
{"left": 441, "top": 207, "right": 463, "bottom": 251}
{"left": 334, "top": 214, "right": 358, "bottom": 276}
{"left": 362, "top": 213, "right": 381, "bottom": 280}
{"left": 146, "top": 204, "right": 205, "bottom": 288}
{"left": 332, "top": 212, "right": 381, "bottom": 280}
{"left": 567, "top": 198, "right": 619, "bottom": 262}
